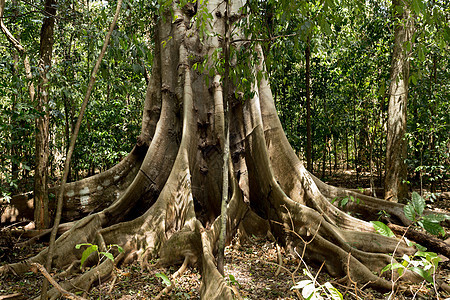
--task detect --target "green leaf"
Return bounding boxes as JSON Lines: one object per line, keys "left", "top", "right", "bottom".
{"left": 409, "top": 267, "right": 433, "bottom": 283}
{"left": 80, "top": 244, "right": 98, "bottom": 269}
{"left": 423, "top": 214, "right": 450, "bottom": 223}
{"left": 114, "top": 244, "right": 124, "bottom": 253}
{"left": 421, "top": 219, "right": 446, "bottom": 236}
{"left": 156, "top": 272, "right": 171, "bottom": 287}
{"left": 340, "top": 197, "right": 349, "bottom": 207}
{"left": 381, "top": 263, "right": 405, "bottom": 275}
{"left": 404, "top": 204, "right": 416, "bottom": 222}
{"left": 415, "top": 243, "right": 428, "bottom": 251}
{"left": 371, "top": 221, "right": 395, "bottom": 237}
{"left": 412, "top": 0, "right": 421, "bottom": 15}
{"left": 411, "top": 192, "right": 425, "bottom": 216}
{"left": 418, "top": 45, "right": 425, "bottom": 62}
{"left": 410, "top": 73, "right": 417, "bottom": 85}
{"left": 75, "top": 243, "right": 93, "bottom": 250}
{"left": 228, "top": 274, "right": 238, "bottom": 286}
{"left": 100, "top": 252, "right": 114, "bottom": 261}
{"left": 324, "top": 282, "right": 343, "bottom": 300}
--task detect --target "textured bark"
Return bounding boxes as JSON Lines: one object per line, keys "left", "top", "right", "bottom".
{"left": 33, "top": 0, "right": 57, "bottom": 229}
{"left": 385, "top": 0, "right": 414, "bottom": 203}
{"left": 1, "top": 1, "right": 437, "bottom": 299}
{"left": 305, "top": 37, "right": 312, "bottom": 171}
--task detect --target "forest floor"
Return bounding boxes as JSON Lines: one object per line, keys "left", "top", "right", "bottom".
{"left": 1, "top": 171, "right": 449, "bottom": 299}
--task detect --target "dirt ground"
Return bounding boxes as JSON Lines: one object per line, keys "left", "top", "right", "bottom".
{"left": 1, "top": 171, "right": 449, "bottom": 299}
{"left": 1, "top": 232, "right": 449, "bottom": 299}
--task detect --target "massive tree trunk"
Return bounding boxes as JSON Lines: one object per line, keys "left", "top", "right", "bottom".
{"left": 34, "top": 0, "right": 57, "bottom": 229}
{"left": 1, "top": 1, "right": 424, "bottom": 299}
{"left": 385, "top": 0, "right": 414, "bottom": 203}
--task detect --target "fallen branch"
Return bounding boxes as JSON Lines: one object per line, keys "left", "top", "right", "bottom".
{"left": 30, "top": 263, "right": 87, "bottom": 300}
{"left": 0, "top": 293, "right": 25, "bottom": 300}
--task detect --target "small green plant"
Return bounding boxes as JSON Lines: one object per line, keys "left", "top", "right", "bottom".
{"left": 291, "top": 268, "right": 343, "bottom": 300}
{"left": 371, "top": 192, "right": 449, "bottom": 287}
{"left": 381, "top": 248, "right": 441, "bottom": 285}
{"left": 155, "top": 272, "right": 172, "bottom": 287}
{"left": 227, "top": 274, "right": 240, "bottom": 288}
{"left": 75, "top": 243, "right": 123, "bottom": 269}
{"left": 403, "top": 192, "right": 449, "bottom": 236}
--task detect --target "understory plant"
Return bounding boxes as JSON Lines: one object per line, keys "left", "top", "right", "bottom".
{"left": 371, "top": 192, "right": 449, "bottom": 298}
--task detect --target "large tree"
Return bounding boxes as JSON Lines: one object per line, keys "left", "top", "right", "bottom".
{"left": 1, "top": 0, "right": 430, "bottom": 298}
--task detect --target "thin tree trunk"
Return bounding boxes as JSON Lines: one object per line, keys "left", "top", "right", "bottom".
{"left": 385, "top": 0, "right": 414, "bottom": 202}
{"left": 305, "top": 37, "right": 312, "bottom": 171}
{"left": 369, "top": 128, "right": 376, "bottom": 197}
{"left": 353, "top": 107, "right": 358, "bottom": 183}
{"left": 322, "top": 136, "right": 326, "bottom": 178}
{"left": 345, "top": 127, "right": 349, "bottom": 170}
{"left": 328, "top": 138, "right": 332, "bottom": 176}
{"left": 378, "top": 94, "right": 385, "bottom": 188}
{"left": 333, "top": 134, "right": 338, "bottom": 173}
{"left": 34, "top": 0, "right": 57, "bottom": 230}
{"left": 218, "top": 0, "right": 231, "bottom": 276}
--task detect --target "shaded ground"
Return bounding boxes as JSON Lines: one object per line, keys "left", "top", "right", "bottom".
{"left": 1, "top": 170, "right": 449, "bottom": 299}
{"left": 1, "top": 233, "right": 449, "bottom": 299}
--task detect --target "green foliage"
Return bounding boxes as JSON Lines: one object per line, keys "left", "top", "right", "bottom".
{"left": 403, "top": 192, "right": 449, "bottom": 236}
{"left": 331, "top": 195, "right": 360, "bottom": 208}
{"left": 374, "top": 192, "right": 448, "bottom": 239}
{"left": 75, "top": 243, "right": 123, "bottom": 269}
{"left": 227, "top": 274, "right": 241, "bottom": 288}
{"left": 370, "top": 221, "right": 395, "bottom": 238}
{"left": 1, "top": 0, "right": 154, "bottom": 186}
{"left": 381, "top": 250, "right": 441, "bottom": 284}
{"left": 373, "top": 192, "right": 449, "bottom": 287}
{"left": 155, "top": 272, "right": 172, "bottom": 286}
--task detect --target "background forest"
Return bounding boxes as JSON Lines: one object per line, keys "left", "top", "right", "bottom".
{"left": 0, "top": 0, "right": 449, "bottom": 201}
{"left": 1, "top": 0, "right": 450, "bottom": 299}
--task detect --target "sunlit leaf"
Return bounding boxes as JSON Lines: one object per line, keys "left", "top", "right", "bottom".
{"left": 156, "top": 272, "right": 171, "bottom": 286}
{"left": 371, "top": 221, "right": 395, "bottom": 237}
